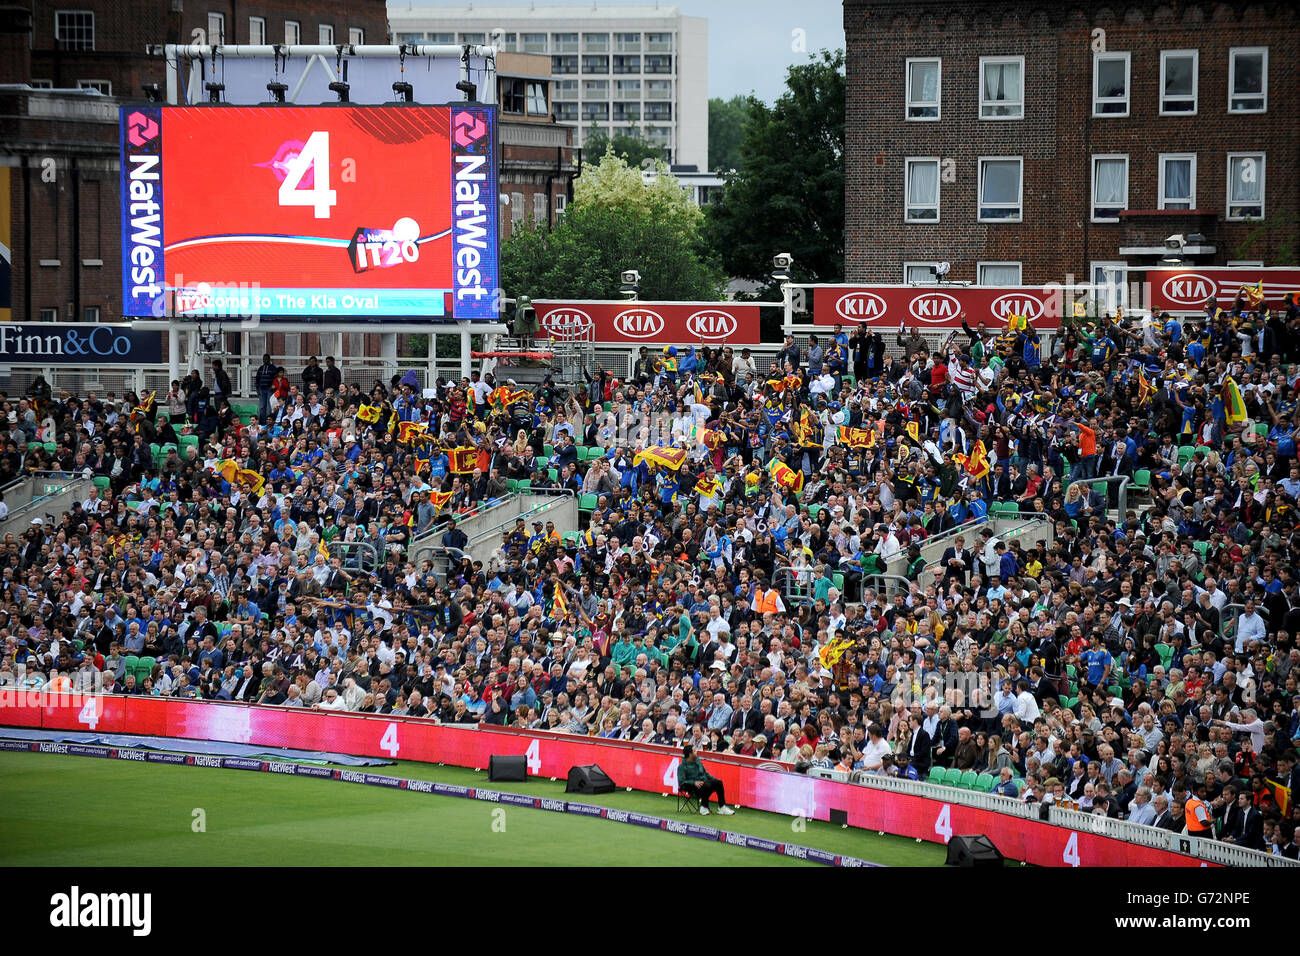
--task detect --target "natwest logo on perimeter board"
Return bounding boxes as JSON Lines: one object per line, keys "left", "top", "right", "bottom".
{"left": 989, "top": 293, "right": 1045, "bottom": 323}
{"left": 1160, "top": 272, "right": 1217, "bottom": 307}
{"left": 686, "top": 309, "right": 738, "bottom": 339}
{"left": 909, "top": 291, "right": 961, "bottom": 323}
{"left": 835, "top": 291, "right": 887, "bottom": 321}
{"left": 613, "top": 308, "right": 666, "bottom": 338}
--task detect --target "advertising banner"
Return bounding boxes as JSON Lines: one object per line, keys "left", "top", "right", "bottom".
{"left": 532, "top": 300, "right": 763, "bottom": 346}
{"left": 812, "top": 285, "right": 1062, "bottom": 330}
{"left": 120, "top": 105, "right": 498, "bottom": 320}
{"left": 1144, "top": 267, "right": 1300, "bottom": 313}
{"left": 0, "top": 323, "right": 162, "bottom": 365}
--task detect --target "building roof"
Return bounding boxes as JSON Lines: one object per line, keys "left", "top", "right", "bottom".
{"left": 392, "top": 3, "right": 684, "bottom": 22}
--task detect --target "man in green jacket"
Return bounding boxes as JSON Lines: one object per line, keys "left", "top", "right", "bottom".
{"left": 677, "top": 745, "right": 735, "bottom": 816}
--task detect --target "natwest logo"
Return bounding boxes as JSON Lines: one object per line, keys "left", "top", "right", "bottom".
{"left": 540, "top": 308, "right": 594, "bottom": 338}
{"left": 835, "top": 291, "right": 888, "bottom": 322}
{"left": 452, "top": 110, "right": 487, "bottom": 147}
{"left": 126, "top": 110, "right": 159, "bottom": 147}
{"left": 613, "top": 308, "right": 665, "bottom": 339}
{"left": 686, "top": 309, "right": 737, "bottom": 339}
{"left": 989, "top": 293, "right": 1045, "bottom": 322}
{"left": 1161, "top": 272, "right": 1216, "bottom": 306}
{"left": 909, "top": 291, "right": 961, "bottom": 323}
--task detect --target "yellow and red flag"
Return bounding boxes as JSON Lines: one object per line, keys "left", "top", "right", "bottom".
{"left": 1239, "top": 280, "right": 1265, "bottom": 310}
{"left": 1265, "top": 779, "right": 1291, "bottom": 816}
{"left": 767, "top": 458, "right": 804, "bottom": 495}
{"left": 694, "top": 475, "right": 722, "bottom": 498}
{"left": 1137, "top": 370, "right": 1154, "bottom": 408}
{"left": 965, "top": 440, "right": 991, "bottom": 480}
{"left": 397, "top": 420, "right": 428, "bottom": 445}
{"left": 356, "top": 403, "right": 381, "bottom": 425}
{"left": 1223, "top": 377, "right": 1247, "bottom": 426}
{"left": 906, "top": 420, "right": 920, "bottom": 443}
{"left": 428, "top": 489, "right": 453, "bottom": 510}
{"left": 633, "top": 445, "right": 688, "bottom": 471}
{"left": 214, "top": 459, "right": 240, "bottom": 485}
{"left": 837, "top": 426, "right": 874, "bottom": 449}
{"left": 448, "top": 446, "right": 478, "bottom": 474}
{"left": 236, "top": 468, "right": 265, "bottom": 496}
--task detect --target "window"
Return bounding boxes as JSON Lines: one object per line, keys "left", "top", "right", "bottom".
{"left": 285, "top": 21, "right": 300, "bottom": 45}
{"left": 533, "top": 192, "right": 548, "bottom": 224}
{"left": 552, "top": 33, "right": 578, "bottom": 52}
{"left": 646, "top": 79, "right": 671, "bottom": 99}
{"left": 1226, "top": 153, "right": 1264, "bottom": 220}
{"left": 55, "top": 10, "right": 94, "bottom": 50}
{"left": 349, "top": 28, "right": 365, "bottom": 45}
{"left": 905, "top": 58, "right": 940, "bottom": 120}
{"left": 459, "top": 33, "right": 486, "bottom": 44}
{"left": 76, "top": 79, "right": 110, "bottom": 94}
{"left": 522, "top": 33, "right": 547, "bottom": 53}
{"left": 581, "top": 80, "right": 608, "bottom": 98}
{"left": 977, "top": 262, "right": 1022, "bottom": 286}
{"left": 615, "top": 32, "right": 641, "bottom": 52}
{"left": 613, "top": 55, "right": 640, "bottom": 74}
{"left": 1226, "top": 260, "right": 1263, "bottom": 268}
{"left": 1091, "top": 155, "right": 1128, "bottom": 221}
{"left": 1229, "top": 47, "right": 1267, "bottom": 112}
{"left": 319, "top": 24, "right": 334, "bottom": 45}
{"left": 581, "top": 102, "right": 609, "bottom": 121}
{"left": 30, "top": 79, "right": 53, "bottom": 88}
{"left": 526, "top": 82, "right": 547, "bottom": 116}
{"left": 645, "top": 102, "right": 671, "bottom": 121}
{"left": 84, "top": 306, "right": 101, "bottom": 323}
{"left": 511, "top": 192, "right": 525, "bottom": 228}
{"left": 903, "top": 263, "right": 940, "bottom": 284}
{"left": 554, "top": 79, "right": 577, "bottom": 99}
{"left": 583, "top": 33, "right": 609, "bottom": 52}
{"left": 396, "top": 33, "right": 423, "bottom": 44}
{"left": 207, "top": 12, "right": 225, "bottom": 44}
{"left": 615, "top": 79, "right": 640, "bottom": 98}
{"left": 1091, "top": 262, "right": 1128, "bottom": 313}
{"left": 552, "top": 55, "right": 577, "bottom": 75}
{"left": 646, "top": 32, "right": 672, "bottom": 52}
{"left": 39, "top": 308, "right": 58, "bottom": 322}
{"left": 979, "top": 56, "right": 1023, "bottom": 119}
{"left": 978, "top": 157, "right": 1023, "bottom": 221}
{"left": 1093, "top": 52, "right": 1130, "bottom": 116}
{"left": 430, "top": 32, "right": 454, "bottom": 44}
{"left": 249, "top": 17, "right": 266, "bottom": 45}
{"left": 554, "top": 103, "right": 578, "bottom": 122}
{"left": 581, "top": 55, "right": 608, "bottom": 74}
{"left": 555, "top": 194, "right": 567, "bottom": 216}
{"left": 498, "top": 79, "right": 546, "bottom": 116}
{"left": 904, "top": 158, "right": 940, "bottom": 222}
{"left": 502, "top": 79, "right": 527, "bottom": 114}
{"left": 613, "top": 102, "right": 639, "bottom": 121}
{"left": 1158, "top": 153, "right": 1196, "bottom": 210}
{"left": 644, "top": 54, "right": 672, "bottom": 74}
{"left": 1160, "top": 50, "right": 1197, "bottom": 114}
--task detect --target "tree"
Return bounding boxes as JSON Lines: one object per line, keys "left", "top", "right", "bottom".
{"left": 582, "top": 126, "right": 667, "bottom": 168}
{"left": 704, "top": 50, "right": 845, "bottom": 289}
{"left": 501, "top": 149, "right": 723, "bottom": 302}
{"left": 708, "top": 95, "right": 754, "bottom": 173}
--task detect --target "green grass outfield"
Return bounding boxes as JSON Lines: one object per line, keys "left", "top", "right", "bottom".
{"left": 0, "top": 751, "right": 956, "bottom": 867}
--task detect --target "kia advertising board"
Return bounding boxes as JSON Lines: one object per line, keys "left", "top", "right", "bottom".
{"left": 812, "top": 285, "right": 1062, "bottom": 330}
{"left": 119, "top": 105, "right": 499, "bottom": 320}
{"left": 1145, "top": 267, "right": 1300, "bottom": 313}
{"left": 531, "top": 301, "right": 762, "bottom": 345}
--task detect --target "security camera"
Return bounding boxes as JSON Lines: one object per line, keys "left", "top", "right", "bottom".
{"left": 772, "top": 253, "right": 793, "bottom": 271}
{"left": 620, "top": 269, "right": 641, "bottom": 286}
{"left": 1164, "top": 234, "right": 1186, "bottom": 251}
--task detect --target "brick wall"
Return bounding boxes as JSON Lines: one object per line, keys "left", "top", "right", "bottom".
{"left": 844, "top": 0, "right": 1300, "bottom": 285}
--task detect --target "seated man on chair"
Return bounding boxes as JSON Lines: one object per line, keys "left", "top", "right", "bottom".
{"left": 677, "top": 744, "right": 735, "bottom": 816}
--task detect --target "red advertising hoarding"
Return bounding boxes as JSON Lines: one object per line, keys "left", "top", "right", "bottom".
{"left": 1145, "top": 267, "right": 1300, "bottom": 313}
{"left": 4, "top": 694, "right": 1214, "bottom": 868}
{"left": 812, "top": 285, "right": 1063, "bottom": 331}
{"left": 532, "top": 300, "right": 762, "bottom": 346}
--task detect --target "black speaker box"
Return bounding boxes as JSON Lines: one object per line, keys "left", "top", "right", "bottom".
{"left": 565, "top": 764, "right": 615, "bottom": 794}
{"left": 945, "top": 834, "right": 1004, "bottom": 867}
{"left": 489, "top": 755, "right": 527, "bottom": 782}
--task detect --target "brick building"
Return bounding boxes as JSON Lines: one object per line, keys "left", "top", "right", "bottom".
{"left": 0, "top": 0, "right": 390, "bottom": 332}
{"left": 843, "top": 0, "right": 1299, "bottom": 306}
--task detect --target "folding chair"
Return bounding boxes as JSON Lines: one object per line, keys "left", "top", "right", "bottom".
{"left": 675, "top": 786, "right": 701, "bottom": 815}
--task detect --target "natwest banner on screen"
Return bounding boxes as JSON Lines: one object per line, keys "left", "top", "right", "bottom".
{"left": 532, "top": 301, "right": 762, "bottom": 345}
{"left": 1145, "top": 267, "right": 1300, "bottom": 312}
{"left": 812, "top": 285, "right": 1062, "bottom": 331}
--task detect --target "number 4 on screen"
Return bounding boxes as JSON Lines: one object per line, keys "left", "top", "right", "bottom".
{"left": 279, "top": 130, "right": 337, "bottom": 219}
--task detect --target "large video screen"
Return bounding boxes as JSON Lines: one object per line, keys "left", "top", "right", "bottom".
{"left": 119, "top": 105, "right": 499, "bottom": 320}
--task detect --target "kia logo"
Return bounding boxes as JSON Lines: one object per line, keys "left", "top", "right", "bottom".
{"left": 539, "top": 308, "right": 593, "bottom": 337}
{"left": 686, "top": 310, "right": 737, "bottom": 339}
{"left": 1161, "top": 272, "right": 1216, "bottom": 306}
{"left": 835, "top": 292, "right": 888, "bottom": 322}
{"left": 909, "top": 292, "right": 961, "bottom": 323}
{"left": 126, "top": 111, "right": 159, "bottom": 147}
{"left": 989, "top": 293, "right": 1044, "bottom": 322}
{"left": 613, "top": 308, "right": 665, "bottom": 339}
{"left": 452, "top": 110, "right": 487, "bottom": 147}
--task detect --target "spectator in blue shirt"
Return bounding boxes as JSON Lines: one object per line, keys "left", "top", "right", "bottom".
{"left": 1083, "top": 634, "right": 1113, "bottom": 686}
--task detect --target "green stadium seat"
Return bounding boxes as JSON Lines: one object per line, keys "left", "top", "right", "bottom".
{"left": 505, "top": 479, "right": 520, "bottom": 493}
{"left": 1012, "top": 777, "right": 1026, "bottom": 795}
{"left": 28, "top": 441, "right": 43, "bottom": 451}
{"left": 42, "top": 442, "right": 56, "bottom": 453}
{"left": 808, "top": 504, "right": 822, "bottom": 520}
{"left": 1107, "top": 685, "right": 1122, "bottom": 699}
{"left": 178, "top": 435, "right": 199, "bottom": 449}
{"left": 942, "top": 767, "right": 963, "bottom": 787}
{"left": 958, "top": 770, "right": 978, "bottom": 790}
{"left": 974, "top": 773, "right": 994, "bottom": 793}
{"left": 603, "top": 401, "right": 612, "bottom": 412}
{"left": 561, "top": 531, "right": 581, "bottom": 547}
{"left": 72, "top": 639, "right": 85, "bottom": 651}
{"left": 123, "top": 655, "right": 140, "bottom": 680}
{"left": 927, "top": 766, "right": 945, "bottom": 784}
{"left": 93, "top": 476, "right": 111, "bottom": 490}
{"left": 1193, "top": 540, "right": 1209, "bottom": 562}
{"left": 578, "top": 493, "right": 597, "bottom": 511}
{"left": 547, "top": 468, "right": 559, "bottom": 483}
{"left": 514, "top": 481, "right": 531, "bottom": 494}
{"left": 832, "top": 572, "right": 844, "bottom": 592}
{"left": 1155, "top": 643, "right": 1174, "bottom": 668}
{"left": 1130, "top": 468, "right": 1151, "bottom": 493}
{"left": 136, "top": 656, "right": 157, "bottom": 681}
{"left": 543, "top": 444, "right": 555, "bottom": 459}
{"left": 1177, "top": 445, "right": 1195, "bottom": 464}
{"left": 1254, "top": 422, "right": 1269, "bottom": 437}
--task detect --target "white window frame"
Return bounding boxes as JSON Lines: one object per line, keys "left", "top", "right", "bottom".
{"left": 54, "top": 10, "right": 94, "bottom": 51}
{"left": 84, "top": 306, "right": 101, "bottom": 323}
{"left": 977, "top": 156, "right": 1023, "bottom": 223}
{"left": 1090, "top": 154, "right": 1128, "bottom": 222}
{"left": 903, "top": 157, "right": 940, "bottom": 223}
{"left": 348, "top": 28, "right": 365, "bottom": 45}
{"left": 905, "top": 57, "right": 941, "bottom": 121}
{"left": 76, "top": 79, "right": 111, "bottom": 94}
{"left": 1228, "top": 47, "right": 1267, "bottom": 113}
{"left": 532, "top": 192, "right": 548, "bottom": 224}
{"left": 555, "top": 193, "right": 567, "bottom": 217}
{"left": 1157, "top": 153, "right": 1196, "bottom": 210}
{"left": 1159, "top": 50, "right": 1198, "bottom": 115}
{"left": 30, "top": 79, "right": 53, "bottom": 88}
{"left": 903, "top": 262, "right": 941, "bottom": 285}
{"left": 39, "top": 307, "right": 58, "bottom": 322}
{"left": 249, "top": 17, "right": 266, "bottom": 45}
{"left": 511, "top": 192, "right": 525, "bottom": 228}
{"left": 319, "top": 24, "right": 334, "bottom": 45}
{"left": 1226, "top": 260, "right": 1263, "bottom": 268}
{"left": 1090, "top": 261, "right": 1129, "bottom": 313}
{"left": 285, "top": 20, "right": 300, "bottom": 45}
{"left": 207, "top": 12, "right": 225, "bottom": 44}
{"left": 1225, "top": 152, "right": 1265, "bottom": 221}
{"left": 976, "top": 262, "right": 1022, "bottom": 286}
{"left": 979, "top": 56, "right": 1024, "bottom": 120}
{"left": 1092, "top": 52, "right": 1130, "bottom": 117}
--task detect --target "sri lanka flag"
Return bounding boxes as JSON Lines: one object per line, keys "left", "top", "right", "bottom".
{"left": 767, "top": 458, "right": 804, "bottom": 494}
{"left": 965, "top": 440, "right": 990, "bottom": 480}
{"left": 356, "top": 403, "right": 381, "bottom": 424}
{"left": 1223, "top": 377, "right": 1247, "bottom": 425}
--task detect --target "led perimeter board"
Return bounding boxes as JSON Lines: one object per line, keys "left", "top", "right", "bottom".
{"left": 119, "top": 105, "right": 499, "bottom": 320}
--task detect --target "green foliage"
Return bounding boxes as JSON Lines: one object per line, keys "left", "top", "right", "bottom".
{"left": 708, "top": 95, "right": 755, "bottom": 173}
{"left": 704, "top": 50, "right": 845, "bottom": 288}
{"left": 582, "top": 126, "right": 668, "bottom": 168}
{"left": 573, "top": 147, "right": 702, "bottom": 233}
{"left": 1232, "top": 211, "right": 1298, "bottom": 266}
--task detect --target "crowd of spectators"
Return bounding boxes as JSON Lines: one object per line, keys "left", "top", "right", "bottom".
{"left": 1, "top": 293, "right": 1299, "bottom": 853}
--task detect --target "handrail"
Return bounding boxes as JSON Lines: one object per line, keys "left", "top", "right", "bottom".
{"left": 412, "top": 492, "right": 522, "bottom": 549}
{"left": 1065, "top": 473, "right": 1132, "bottom": 519}
{"left": 466, "top": 493, "right": 574, "bottom": 549}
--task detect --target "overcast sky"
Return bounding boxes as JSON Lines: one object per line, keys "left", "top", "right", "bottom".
{"left": 390, "top": 1, "right": 847, "bottom": 103}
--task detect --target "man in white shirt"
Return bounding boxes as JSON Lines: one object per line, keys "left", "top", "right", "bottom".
{"left": 1014, "top": 680, "right": 1041, "bottom": 722}
{"left": 1234, "top": 599, "right": 1267, "bottom": 652}
{"left": 861, "top": 724, "right": 892, "bottom": 774}
{"left": 874, "top": 524, "right": 900, "bottom": 562}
